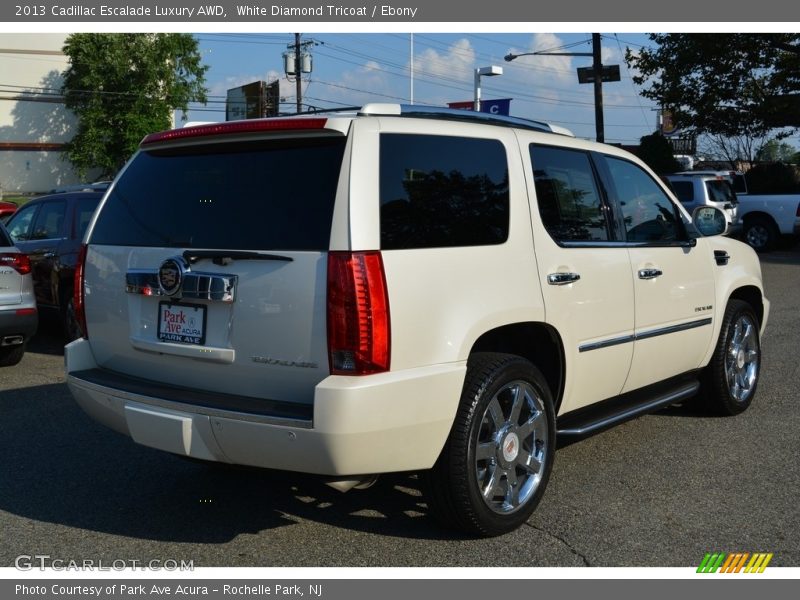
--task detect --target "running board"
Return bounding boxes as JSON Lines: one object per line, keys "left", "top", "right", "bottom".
{"left": 556, "top": 373, "right": 701, "bottom": 441}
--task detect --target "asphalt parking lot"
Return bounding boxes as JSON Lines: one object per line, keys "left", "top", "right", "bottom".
{"left": 1, "top": 245, "right": 798, "bottom": 568}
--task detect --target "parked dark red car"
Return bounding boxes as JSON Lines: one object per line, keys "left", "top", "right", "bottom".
{"left": 0, "top": 201, "right": 18, "bottom": 222}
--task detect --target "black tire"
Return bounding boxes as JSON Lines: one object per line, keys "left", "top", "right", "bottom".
{"left": 743, "top": 216, "right": 779, "bottom": 252}
{"left": 702, "top": 300, "right": 761, "bottom": 416}
{"left": 423, "top": 352, "right": 556, "bottom": 537}
{"left": 0, "top": 343, "right": 25, "bottom": 367}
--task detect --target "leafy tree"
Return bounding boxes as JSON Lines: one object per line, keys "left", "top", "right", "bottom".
{"left": 636, "top": 132, "right": 681, "bottom": 173}
{"left": 697, "top": 133, "right": 771, "bottom": 168}
{"left": 745, "top": 163, "right": 800, "bottom": 194}
{"left": 626, "top": 34, "right": 800, "bottom": 138}
{"left": 62, "top": 33, "right": 208, "bottom": 178}
{"left": 756, "top": 139, "right": 798, "bottom": 162}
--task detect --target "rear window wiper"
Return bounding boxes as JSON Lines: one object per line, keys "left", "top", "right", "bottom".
{"left": 183, "top": 250, "right": 293, "bottom": 266}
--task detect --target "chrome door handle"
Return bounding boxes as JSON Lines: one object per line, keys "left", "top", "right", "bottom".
{"left": 547, "top": 272, "right": 581, "bottom": 286}
{"left": 638, "top": 268, "right": 663, "bottom": 280}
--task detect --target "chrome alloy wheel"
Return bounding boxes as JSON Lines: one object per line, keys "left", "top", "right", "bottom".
{"left": 725, "top": 314, "right": 759, "bottom": 403}
{"left": 475, "top": 380, "right": 548, "bottom": 514}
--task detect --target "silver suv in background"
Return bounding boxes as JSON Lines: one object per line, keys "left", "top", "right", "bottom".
{"left": 0, "top": 222, "right": 37, "bottom": 366}
{"left": 663, "top": 173, "right": 741, "bottom": 235}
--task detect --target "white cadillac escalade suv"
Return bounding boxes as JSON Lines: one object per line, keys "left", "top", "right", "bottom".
{"left": 66, "top": 104, "right": 768, "bottom": 536}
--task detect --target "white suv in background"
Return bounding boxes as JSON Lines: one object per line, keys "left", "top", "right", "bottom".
{"left": 66, "top": 105, "right": 768, "bottom": 536}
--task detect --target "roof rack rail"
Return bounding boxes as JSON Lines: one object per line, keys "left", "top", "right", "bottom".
{"left": 358, "top": 103, "right": 574, "bottom": 137}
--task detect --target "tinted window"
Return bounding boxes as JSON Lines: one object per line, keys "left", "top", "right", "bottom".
{"left": 0, "top": 224, "right": 11, "bottom": 247}
{"left": 91, "top": 137, "right": 346, "bottom": 251}
{"left": 606, "top": 157, "right": 681, "bottom": 243}
{"left": 705, "top": 180, "right": 737, "bottom": 205}
{"left": 6, "top": 203, "right": 38, "bottom": 242}
{"left": 530, "top": 145, "right": 609, "bottom": 242}
{"left": 31, "top": 200, "right": 66, "bottom": 240}
{"left": 379, "top": 134, "right": 509, "bottom": 249}
{"left": 76, "top": 196, "right": 102, "bottom": 239}
{"left": 670, "top": 180, "right": 694, "bottom": 203}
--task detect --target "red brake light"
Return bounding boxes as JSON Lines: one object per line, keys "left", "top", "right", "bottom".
{"left": 0, "top": 252, "right": 31, "bottom": 275}
{"left": 74, "top": 243, "right": 88, "bottom": 339}
{"left": 327, "top": 251, "right": 391, "bottom": 375}
{"left": 141, "top": 118, "right": 329, "bottom": 145}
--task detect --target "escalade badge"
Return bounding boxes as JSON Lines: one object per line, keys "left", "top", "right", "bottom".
{"left": 158, "top": 258, "right": 184, "bottom": 296}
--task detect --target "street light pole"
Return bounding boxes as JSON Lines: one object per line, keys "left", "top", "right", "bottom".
{"left": 473, "top": 65, "right": 503, "bottom": 111}
{"left": 505, "top": 34, "right": 606, "bottom": 142}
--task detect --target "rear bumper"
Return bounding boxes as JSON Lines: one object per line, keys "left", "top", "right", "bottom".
{"left": 65, "top": 338, "right": 465, "bottom": 476}
{"left": 0, "top": 308, "right": 37, "bottom": 339}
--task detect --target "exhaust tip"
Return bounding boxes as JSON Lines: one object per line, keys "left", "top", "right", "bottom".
{"left": 1, "top": 335, "right": 24, "bottom": 347}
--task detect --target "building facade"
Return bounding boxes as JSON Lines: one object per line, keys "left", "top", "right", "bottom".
{"left": 0, "top": 33, "right": 86, "bottom": 194}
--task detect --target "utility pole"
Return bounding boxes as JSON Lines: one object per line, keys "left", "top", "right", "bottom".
{"left": 284, "top": 34, "right": 315, "bottom": 114}
{"left": 592, "top": 33, "right": 604, "bottom": 143}
{"left": 294, "top": 33, "right": 302, "bottom": 113}
{"left": 505, "top": 34, "right": 618, "bottom": 143}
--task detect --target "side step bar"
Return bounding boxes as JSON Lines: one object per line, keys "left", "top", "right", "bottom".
{"left": 556, "top": 373, "right": 701, "bottom": 441}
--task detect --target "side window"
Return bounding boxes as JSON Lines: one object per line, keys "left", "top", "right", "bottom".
{"left": 30, "top": 201, "right": 66, "bottom": 240}
{"left": 76, "top": 197, "right": 101, "bottom": 239}
{"left": 379, "top": 134, "right": 509, "bottom": 249}
{"left": 669, "top": 181, "right": 694, "bottom": 204}
{"left": 529, "top": 145, "right": 609, "bottom": 242}
{"left": 605, "top": 157, "right": 682, "bottom": 243}
{"left": 6, "top": 203, "right": 38, "bottom": 242}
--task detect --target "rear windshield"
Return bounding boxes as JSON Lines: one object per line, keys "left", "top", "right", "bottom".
{"left": 705, "top": 180, "right": 737, "bottom": 205}
{"left": 90, "top": 137, "right": 346, "bottom": 251}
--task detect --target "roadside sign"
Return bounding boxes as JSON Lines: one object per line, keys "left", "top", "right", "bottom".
{"left": 447, "top": 98, "right": 512, "bottom": 115}
{"left": 576, "top": 65, "right": 621, "bottom": 84}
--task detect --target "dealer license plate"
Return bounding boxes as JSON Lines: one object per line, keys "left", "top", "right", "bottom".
{"left": 157, "top": 302, "right": 206, "bottom": 345}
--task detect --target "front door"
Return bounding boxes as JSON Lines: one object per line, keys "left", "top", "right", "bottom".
{"left": 601, "top": 155, "right": 716, "bottom": 393}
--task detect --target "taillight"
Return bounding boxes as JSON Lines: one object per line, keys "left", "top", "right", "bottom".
{"left": 0, "top": 252, "right": 31, "bottom": 275}
{"left": 327, "top": 251, "right": 390, "bottom": 375}
{"left": 73, "top": 243, "right": 88, "bottom": 339}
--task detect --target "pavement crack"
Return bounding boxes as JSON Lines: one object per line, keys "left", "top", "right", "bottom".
{"left": 524, "top": 522, "right": 591, "bottom": 566}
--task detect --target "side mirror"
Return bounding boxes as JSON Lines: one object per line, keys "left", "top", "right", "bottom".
{"left": 692, "top": 206, "right": 728, "bottom": 237}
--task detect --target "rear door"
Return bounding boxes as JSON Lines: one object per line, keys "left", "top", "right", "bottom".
{"left": 84, "top": 130, "right": 348, "bottom": 406}
{"left": 526, "top": 141, "right": 635, "bottom": 414}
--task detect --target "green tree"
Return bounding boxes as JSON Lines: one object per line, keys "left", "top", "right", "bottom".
{"left": 636, "top": 132, "right": 681, "bottom": 173}
{"left": 756, "top": 139, "right": 798, "bottom": 162}
{"left": 626, "top": 34, "right": 800, "bottom": 138}
{"left": 62, "top": 33, "right": 208, "bottom": 178}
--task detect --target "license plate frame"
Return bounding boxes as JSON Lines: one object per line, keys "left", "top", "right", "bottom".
{"left": 157, "top": 302, "right": 207, "bottom": 346}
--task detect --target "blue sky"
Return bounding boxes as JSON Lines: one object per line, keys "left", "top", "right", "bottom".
{"left": 184, "top": 32, "right": 661, "bottom": 144}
